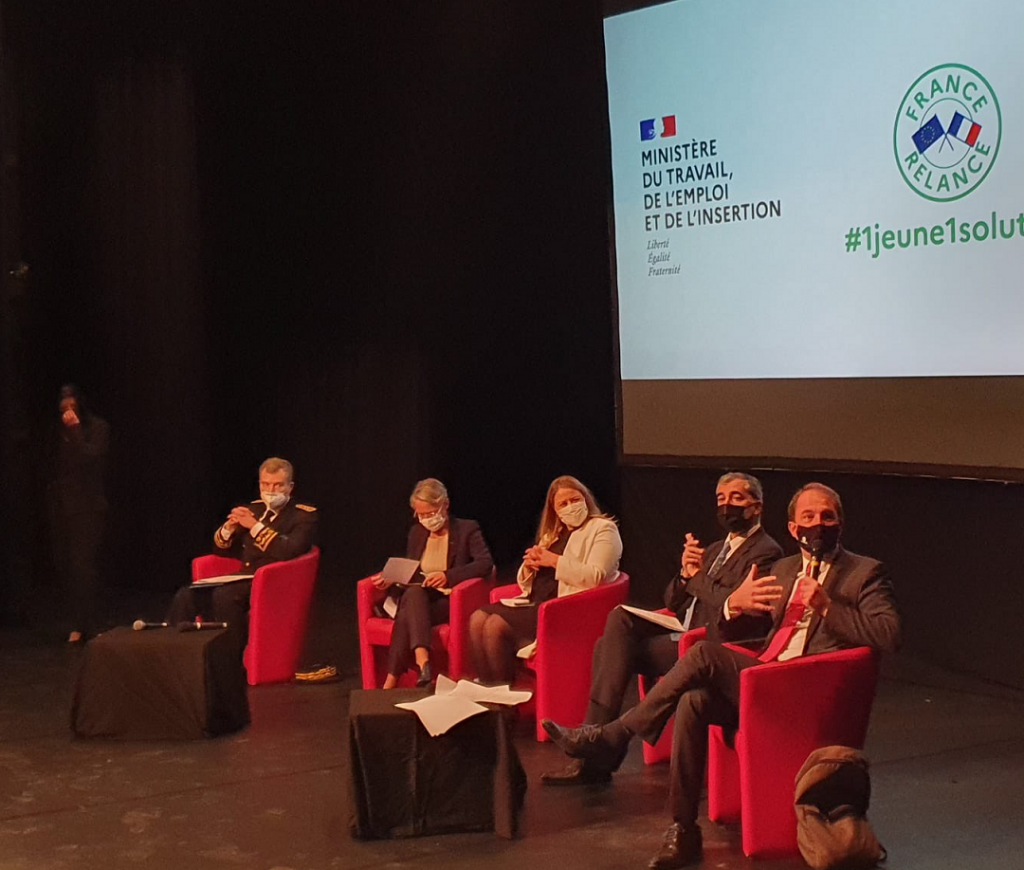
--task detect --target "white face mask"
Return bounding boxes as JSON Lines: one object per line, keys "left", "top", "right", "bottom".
{"left": 419, "top": 511, "right": 447, "bottom": 533}
{"left": 557, "top": 500, "right": 589, "bottom": 529}
{"left": 261, "top": 491, "right": 289, "bottom": 511}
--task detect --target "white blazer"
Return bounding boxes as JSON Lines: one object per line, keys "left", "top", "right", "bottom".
{"left": 516, "top": 516, "right": 622, "bottom": 599}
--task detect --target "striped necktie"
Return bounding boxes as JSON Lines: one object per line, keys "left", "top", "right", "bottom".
{"left": 707, "top": 540, "right": 732, "bottom": 577}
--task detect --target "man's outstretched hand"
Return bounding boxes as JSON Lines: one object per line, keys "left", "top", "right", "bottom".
{"left": 726, "top": 565, "right": 783, "bottom": 616}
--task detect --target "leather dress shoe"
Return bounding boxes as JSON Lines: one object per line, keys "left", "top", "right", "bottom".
{"left": 541, "top": 719, "right": 628, "bottom": 769}
{"left": 648, "top": 823, "right": 702, "bottom": 870}
{"left": 415, "top": 661, "right": 434, "bottom": 688}
{"left": 540, "top": 758, "right": 612, "bottom": 787}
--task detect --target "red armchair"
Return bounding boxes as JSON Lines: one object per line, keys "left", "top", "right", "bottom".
{"left": 490, "top": 573, "right": 630, "bottom": 742}
{"left": 191, "top": 546, "right": 320, "bottom": 686}
{"left": 710, "top": 644, "right": 880, "bottom": 857}
{"left": 640, "top": 626, "right": 881, "bottom": 857}
{"left": 357, "top": 573, "right": 494, "bottom": 689}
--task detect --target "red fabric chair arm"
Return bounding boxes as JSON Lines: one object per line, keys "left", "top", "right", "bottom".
{"left": 535, "top": 576, "right": 630, "bottom": 662}
{"left": 449, "top": 576, "right": 491, "bottom": 625}
{"left": 192, "top": 554, "right": 243, "bottom": 582}
{"left": 738, "top": 646, "right": 879, "bottom": 748}
{"left": 490, "top": 582, "right": 521, "bottom": 603}
{"left": 245, "top": 547, "right": 320, "bottom": 684}
{"left": 679, "top": 626, "right": 707, "bottom": 654}
{"left": 357, "top": 575, "right": 387, "bottom": 624}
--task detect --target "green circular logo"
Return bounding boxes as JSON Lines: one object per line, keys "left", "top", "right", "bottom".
{"left": 894, "top": 63, "right": 1001, "bottom": 202}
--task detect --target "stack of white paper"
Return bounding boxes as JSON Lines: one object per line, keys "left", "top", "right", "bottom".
{"left": 394, "top": 675, "right": 533, "bottom": 736}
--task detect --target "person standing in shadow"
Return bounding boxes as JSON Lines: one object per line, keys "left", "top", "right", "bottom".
{"left": 48, "top": 384, "right": 110, "bottom": 643}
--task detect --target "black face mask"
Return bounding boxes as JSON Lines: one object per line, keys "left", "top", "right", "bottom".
{"left": 795, "top": 523, "right": 842, "bottom": 556}
{"left": 717, "top": 503, "right": 756, "bottom": 534}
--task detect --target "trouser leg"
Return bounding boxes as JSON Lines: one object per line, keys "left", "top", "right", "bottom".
{"left": 166, "top": 585, "right": 204, "bottom": 625}
{"left": 586, "top": 606, "right": 677, "bottom": 725}
{"left": 667, "top": 686, "right": 738, "bottom": 826}
{"left": 66, "top": 511, "right": 105, "bottom": 635}
{"left": 620, "top": 640, "right": 756, "bottom": 744}
{"left": 212, "top": 580, "right": 253, "bottom": 650}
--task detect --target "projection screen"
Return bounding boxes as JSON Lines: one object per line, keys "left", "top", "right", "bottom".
{"left": 604, "top": 0, "right": 1024, "bottom": 476}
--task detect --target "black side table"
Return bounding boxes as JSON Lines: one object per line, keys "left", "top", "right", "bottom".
{"left": 71, "top": 627, "right": 250, "bottom": 739}
{"left": 348, "top": 688, "right": 526, "bottom": 839}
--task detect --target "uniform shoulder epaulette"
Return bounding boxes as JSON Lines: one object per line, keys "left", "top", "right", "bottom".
{"left": 295, "top": 503, "right": 317, "bottom": 512}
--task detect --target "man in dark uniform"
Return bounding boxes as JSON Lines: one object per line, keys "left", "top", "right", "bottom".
{"left": 541, "top": 472, "right": 782, "bottom": 786}
{"left": 166, "top": 457, "right": 317, "bottom": 645}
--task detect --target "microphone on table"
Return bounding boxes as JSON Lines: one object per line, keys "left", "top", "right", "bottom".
{"left": 132, "top": 620, "right": 169, "bottom": 631}
{"left": 177, "top": 620, "right": 229, "bottom": 632}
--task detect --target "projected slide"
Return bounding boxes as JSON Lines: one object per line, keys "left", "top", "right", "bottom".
{"left": 605, "top": 0, "right": 1023, "bottom": 381}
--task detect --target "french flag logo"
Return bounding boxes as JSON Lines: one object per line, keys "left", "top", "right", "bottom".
{"left": 640, "top": 115, "right": 676, "bottom": 142}
{"left": 948, "top": 111, "right": 982, "bottom": 147}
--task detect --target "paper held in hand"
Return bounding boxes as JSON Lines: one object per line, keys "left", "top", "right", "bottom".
{"left": 191, "top": 574, "right": 255, "bottom": 587}
{"left": 395, "top": 675, "right": 533, "bottom": 737}
{"left": 619, "top": 604, "right": 684, "bottom": 633}
{"left": 381, "top": 557, "right": 422, "bottom": 585}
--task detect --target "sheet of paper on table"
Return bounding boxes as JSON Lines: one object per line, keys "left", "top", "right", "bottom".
{"left": 395, "top": 676, "right": 533, "bottom": 736}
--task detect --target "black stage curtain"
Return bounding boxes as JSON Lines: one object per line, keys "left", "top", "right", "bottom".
{"left": 3, "top": 2, "right": 616, "bottom": 615}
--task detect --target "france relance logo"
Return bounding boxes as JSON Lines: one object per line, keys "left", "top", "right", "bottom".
{"left": 894, "top": 63, "right": 1001, "bottom": 203}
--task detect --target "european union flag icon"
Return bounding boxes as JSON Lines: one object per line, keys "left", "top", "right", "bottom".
{"left": 912, "top": 115, "right": 944, "bottom": 154}
{"left": 640, "top": 119, "right": 656, "bottom": 141}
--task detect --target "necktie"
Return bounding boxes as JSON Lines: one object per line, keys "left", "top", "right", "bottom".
{"left": 707, "top": 540, "right": 731, "bottom": 577}
{"left": 757, "top": 599, "right": 806, "bottom": 662}
{"left": 758, "top": 556, "right": 821, "bottom": 663}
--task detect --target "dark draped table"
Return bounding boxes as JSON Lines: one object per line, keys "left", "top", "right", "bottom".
{"left": 71, "top": 627, "right": 250, "bottom": 739}
{"left": 347, "top": 688, "right": 526, "bottom": 839}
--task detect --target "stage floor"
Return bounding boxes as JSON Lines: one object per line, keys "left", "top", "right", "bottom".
{"left": 2, "top": 605, "right": 1023, "bottom": 870}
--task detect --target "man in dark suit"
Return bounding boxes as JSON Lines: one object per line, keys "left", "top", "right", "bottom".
{"left": 166, "top": 457, "right": 317, "bottom": 643}
{"left": 541, "top": 472, "right": 782, "bottom": 786}
{"left": 543, "top": 482, "right": 900, "bottom": 869}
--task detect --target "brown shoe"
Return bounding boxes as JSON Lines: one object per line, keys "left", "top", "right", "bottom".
{"left": 541, "top": 719, "right": 629, "bottom": 769}
{"left": 648, "top": 823, "right": 702, "bottom": 870}
{"left": 540, "top": 758, "right": 612, "bottom": 787}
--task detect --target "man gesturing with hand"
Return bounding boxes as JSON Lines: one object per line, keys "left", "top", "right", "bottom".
{"left": 541, "top": 482, "right": 901, "bottom": 869}
{"left": 541, "top": 473, "right": 781, "bottom": 787}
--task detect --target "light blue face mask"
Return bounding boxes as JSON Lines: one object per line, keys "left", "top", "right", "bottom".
{"left": 261, "top": 491, "right": 289, "bottom": 511}
{"left": 418, "top": 511, "right": 447, "bottom": 532}
{"left": 557, "top": 500, "right": 589, "bottom": 529}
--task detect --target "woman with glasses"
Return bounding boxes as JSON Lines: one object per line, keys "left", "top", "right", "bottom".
{"left": 376, "top": 478, "right": 494, "bottom": 688}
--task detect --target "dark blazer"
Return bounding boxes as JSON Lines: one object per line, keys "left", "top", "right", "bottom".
{"left": 664, "top": 527, "right": 782, "bottom": 640}
{"left": 405, "top": 517, "right": 494, "bottom": 587}
{"left": 720, "top": 548, "right": 901, "bottom": 655}
{"left": 213, "top": 499, "right": 318, "bottom": 573}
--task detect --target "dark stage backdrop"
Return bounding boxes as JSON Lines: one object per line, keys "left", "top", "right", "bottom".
{"left": 1, "top": 2, "right": 617, "bottom": 611}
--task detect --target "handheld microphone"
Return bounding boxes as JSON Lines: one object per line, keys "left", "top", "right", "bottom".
{"left": 177, "top": 620, "right": 229, "bottom": 632}
{"left": 132, "top": 620, "right": 169, "bottom": 631}
{"left": 807, "top": 539, "right": 826, "bottom": 581}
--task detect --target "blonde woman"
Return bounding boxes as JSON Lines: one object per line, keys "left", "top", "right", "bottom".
{"left": 375, "top": 478, "right": 493, "bottom": 688}
{"left": 468, "top": 475, "right": 622, "bottom": 684}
